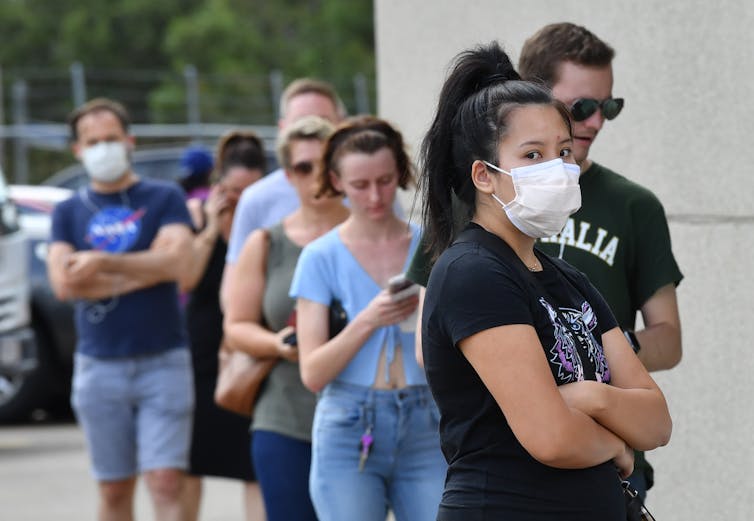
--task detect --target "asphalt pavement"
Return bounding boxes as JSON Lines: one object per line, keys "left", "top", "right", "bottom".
{"left": 0, "top": 419, "right": 246, "bottom": 520}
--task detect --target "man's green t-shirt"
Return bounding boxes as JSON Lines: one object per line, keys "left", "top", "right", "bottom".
{"left": 539, "top": 162, "right": 683, "bottom": 485}
{"left": 537, "top": 162, "right": 683, "bottom": 331}
{"left": 406, "top": 193, "right": 469, "bottom": 287}
{"left": 409, "top": 162, "right": 683, "bottom": 328}
{"left": 406, "top": 234, "right": 433, "bottom": 287}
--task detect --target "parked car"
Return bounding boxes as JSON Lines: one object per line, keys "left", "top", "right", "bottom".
{"left": 43, "top": 143, "right": 279, "bottom": 191}
{"left": 43, "top": 146, "right": 191, "bottom": 190}
{"left": 2, "top": 143, "right": 279, "bottom": 421}
{"left": 0, "top": 175, "right": 46, "bottom": 422}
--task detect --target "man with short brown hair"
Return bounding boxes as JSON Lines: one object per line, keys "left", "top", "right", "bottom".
{"left": 49, "top": 97, "right": 194, "bottom": 521}
{"left": 519, "top": 22, "right": 683, "bottom": 500}
{"left": 221, "top": 77, "right": 346, "bottom": 307}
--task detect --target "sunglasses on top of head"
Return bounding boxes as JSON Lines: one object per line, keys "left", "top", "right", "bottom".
{"left": 570, "top": 97, "right": 625, "bottom": 122}
{"left": 290, "top": 160, "right": 315, "bottom": 176}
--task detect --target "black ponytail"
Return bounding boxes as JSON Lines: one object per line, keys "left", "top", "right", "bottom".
{"left": 419, "top": 41, "right": 569, "bottom": 261}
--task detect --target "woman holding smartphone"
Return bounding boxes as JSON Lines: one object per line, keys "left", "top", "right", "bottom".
{"left": 290, "top": 116, "right": 445, "bottom": 521}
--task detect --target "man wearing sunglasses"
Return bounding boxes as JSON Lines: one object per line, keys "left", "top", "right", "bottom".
{"left": 519, "top": 23, "right": 683, "bottom": 501}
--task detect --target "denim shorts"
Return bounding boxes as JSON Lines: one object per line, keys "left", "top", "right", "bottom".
{"left": 310, "top": 381, "right": 446, "bottom": 521}
{"left": 71, "top": 348, "right": 194, "bottom": 481}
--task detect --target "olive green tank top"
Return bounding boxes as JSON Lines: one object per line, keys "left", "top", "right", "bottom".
{"left": 251, "top": 223, "right": 317, "bottom": 441}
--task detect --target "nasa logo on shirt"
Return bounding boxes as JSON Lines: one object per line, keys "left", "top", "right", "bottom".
{"left": 85, "top": 205, "right": 146, "bottom": 253}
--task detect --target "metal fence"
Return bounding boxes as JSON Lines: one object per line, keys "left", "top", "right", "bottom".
{"left": 0, "top": 64, "right": 376, "bottom": 184}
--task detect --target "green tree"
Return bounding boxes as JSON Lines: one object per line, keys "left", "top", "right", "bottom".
{"left": 0, "top": 0, "right": 376, "bottom": 181}
{"left": 164, "top": 0, "right": 374, "bottom": 77}
{"left": 156, "top": 0, "right": 375, "bottom": 122}
{"left": 0, "top": 0, "right": 203, "bottom": 68}
{"left": 0, "top": 0, "right": 375, "bottom": 121}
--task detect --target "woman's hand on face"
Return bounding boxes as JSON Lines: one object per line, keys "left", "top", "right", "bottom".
{"left": 613, "top": 442, "right": 635, "bottom": 480}
{"left": 275, "top": 326, "right": 299, "bottom": 362}
{"left": 361, "top": 290, "right": 419, "bottom": 329}
{"left": 204, "top": 185, "right": 231, "bottom": 232}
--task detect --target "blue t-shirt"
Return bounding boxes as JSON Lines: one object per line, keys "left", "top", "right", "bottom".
{"left": 226, "top": 168, "right": 406, "bottom": 264}
{"left": 226, "top": 168, "right": 299, "bottom": 264}
{"left": 50, "top": 179, "right": 192, "bottom": 358}
{"left": 289, "top": 223, "right": 425, "bottom": 387}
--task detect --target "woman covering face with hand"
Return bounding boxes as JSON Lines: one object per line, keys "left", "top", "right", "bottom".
{"left": 419, "top": 41, "right": 672, "bottom": 521}
{"left": 180, "top": 130, "right": 267, "bottom": 521}
{"left": 290, "top": 116, "right": 445, "bottom": 521}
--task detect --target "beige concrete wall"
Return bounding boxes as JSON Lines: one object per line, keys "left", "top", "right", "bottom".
{"left": 376, "top": 1, "right": 754, "bottom": 518}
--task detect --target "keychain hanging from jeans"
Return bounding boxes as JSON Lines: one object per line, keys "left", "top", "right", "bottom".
{"left": 358, "top": 400, "right": 375, "bottom": 472}
{"left": 358, "top": 425, "right": 373, "bottom": 472}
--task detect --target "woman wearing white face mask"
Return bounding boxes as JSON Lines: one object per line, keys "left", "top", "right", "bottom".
{"left": 418, "top": 41, "right": 672, "bottom": 520}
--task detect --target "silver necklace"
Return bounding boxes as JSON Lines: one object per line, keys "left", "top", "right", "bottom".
{"left": 526, "top": 254, "right": 542, "bottom": 272}
{"left": 78, "top": 187, "right": 131, "bottom": 214}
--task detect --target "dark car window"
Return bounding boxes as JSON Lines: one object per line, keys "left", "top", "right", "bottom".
{"left": 133, "top": 158, "right": 184, "bottom": 183}
{"left": 44, "top": 147, "right": 279, "bottom": 191}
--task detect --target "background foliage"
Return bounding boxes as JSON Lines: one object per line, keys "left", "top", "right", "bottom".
{"left": 0, "top": 0, "right": 375, "bottom": 121}
{"left": 0, "top": 0, "right": 375, "bottom": 181}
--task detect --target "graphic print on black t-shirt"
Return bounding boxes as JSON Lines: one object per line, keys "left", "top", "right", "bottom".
{"left": 85, "top": 205, "right": 146, "bottom": 253}
{"left": 539, "top": 296, "right": 610, "bottom": 384}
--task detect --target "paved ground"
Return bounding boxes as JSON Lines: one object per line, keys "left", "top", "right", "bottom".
{"left": 0, "top": 419, "right": 247, "bottom": 520}
{"left": 1, "top": 419, "right": 397, "bottom": 520}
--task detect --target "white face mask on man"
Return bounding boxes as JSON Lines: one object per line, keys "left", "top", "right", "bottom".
{"left": 81, "top": 141, "right": 130, "bottom": 183}
{"left": 484, "top": 158, "right": 581, "bottom": 239}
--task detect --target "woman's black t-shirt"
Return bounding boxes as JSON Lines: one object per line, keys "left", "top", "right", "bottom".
{"left": 422, "top": 224, "right": 624, "bottom": 520}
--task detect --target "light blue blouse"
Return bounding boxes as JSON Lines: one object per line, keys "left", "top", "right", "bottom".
{"left": 289, "top": 223, "right": 426, "bottom": 387}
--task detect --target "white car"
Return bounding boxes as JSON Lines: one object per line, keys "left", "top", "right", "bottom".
{"left": 0, "top": 176, "right": 42, "bottom": 421}
{"left": 2, "top": 184, "right": 74, "bottom": 421}
{"left": 10, "top": 184, "right": 72, "bottom": 260}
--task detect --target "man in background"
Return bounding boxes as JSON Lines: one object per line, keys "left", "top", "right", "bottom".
{"left": 519, "top": 22, "right": 683, "bottom": 499}
{"left": 48, "top": 98, "right": 194, "bottom": 521}
{"left": 220, "top": 78, "right": 346, "bottom": 308}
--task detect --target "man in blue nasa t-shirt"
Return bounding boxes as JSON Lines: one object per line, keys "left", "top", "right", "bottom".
{"left": 48, "top": 98, "right": 194, "bottom": 520}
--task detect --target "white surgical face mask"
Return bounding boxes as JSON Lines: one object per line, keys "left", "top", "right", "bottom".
{"left": 485, "top": 158, "right": 581, "bottom": 238}
{"left": 81, "top": 141, "right": 130, "bottom": 183}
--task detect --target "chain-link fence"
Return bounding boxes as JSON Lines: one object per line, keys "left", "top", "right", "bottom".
{"left": 0, "top": 64, "right": 376, "bottom": 184}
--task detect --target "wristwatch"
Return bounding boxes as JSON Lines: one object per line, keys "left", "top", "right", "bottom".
{"left": 623, "top": 329, "right": 641, "bottom": 354}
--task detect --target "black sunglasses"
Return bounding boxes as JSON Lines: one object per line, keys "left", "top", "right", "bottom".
{"left": 291, "top": 160, "right": 315, "bottom": 176}
{"left": 570, "top": 97, "right": 624, "bottom": 122}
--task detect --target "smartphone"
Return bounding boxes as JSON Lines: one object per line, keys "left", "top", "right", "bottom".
{"left": 388, "top": 273, "right": 414, "bottom": 294}
{"left": 282, "top": 331, "right": 297, "bottom": 347}
{"left": 387, "top": 273, "right": 419, "bottom": 302}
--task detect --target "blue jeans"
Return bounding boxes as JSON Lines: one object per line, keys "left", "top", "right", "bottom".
{"left": 252, "top": 430, "right": 317, "bottom": 521}
{"left": 310, "top": 382, "right": 446, "bottom": 521}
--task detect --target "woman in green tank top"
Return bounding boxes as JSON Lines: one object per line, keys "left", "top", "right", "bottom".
{"left": 224, "top": 116, "right": 349, "bottom": 521}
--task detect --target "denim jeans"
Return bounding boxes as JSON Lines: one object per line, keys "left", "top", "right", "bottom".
{"left": 310, "top": 381, "right": 446, "bottom": 521}
{"left": 252, "top": 430, "right": 318, "bottom": 521}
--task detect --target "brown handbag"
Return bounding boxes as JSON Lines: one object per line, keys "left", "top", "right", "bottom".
{"left": 214, "top": 342, "right": 276, "bottom": 418}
